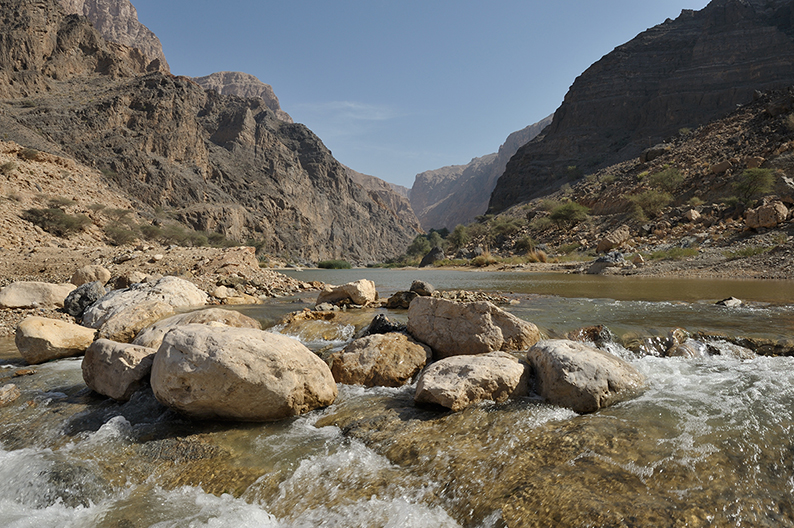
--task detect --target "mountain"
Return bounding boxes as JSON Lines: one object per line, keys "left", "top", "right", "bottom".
{"left": 192, "top": 71, "right": 293, "bottom": 123}
{"left": 0, "top": 0, "right": 419, "bottom": 263}
{"left": 410, "top": 116, "right": 552, "bottom": 230}
{"left": 344, "top": 167, "right": 422, "bottom": 232}
{"left": 58, "top": 0, "right": 169, "bottom": 72}
{"left": 489, "top": 0, "right": 794, "bottom": 213}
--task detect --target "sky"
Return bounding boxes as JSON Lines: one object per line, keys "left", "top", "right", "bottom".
{"left": 130, "top": 0, "right": 711, "bottom": 188}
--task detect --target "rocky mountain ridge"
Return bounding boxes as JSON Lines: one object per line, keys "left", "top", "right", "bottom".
{"left": 192, "top": 71, "right": 293, "bottom": 123}
{"left": 490, "top": 0, "right": 794, "bottom": 213}
{"left": 58, "top": 0, "right": 169, "bottom": 72}
{"left": 0, "top": 0, "right": 419, "bottom": 262}
{"left": 410, "top": 115, "right": 552, "bottom": 230}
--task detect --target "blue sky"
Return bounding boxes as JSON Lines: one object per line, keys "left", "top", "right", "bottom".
{"left": 131, "top": 0, "right": 711, "bottom": 188}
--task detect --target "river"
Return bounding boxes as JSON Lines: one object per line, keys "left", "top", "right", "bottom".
{"left": 0, "top": 269, "right": 793, "bottom": 527}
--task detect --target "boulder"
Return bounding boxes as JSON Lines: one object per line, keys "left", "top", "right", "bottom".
{"left": 409, "top": 280, "right": 435, "bottom": 296}
{"left": 419, "top": 247, "right": 445, "bottom": 268}
{"left": 82, "top": 339, "right": 157, "bottom": 401}
{"left": 414, "top": 352, "right": 529, "bottom": 411}
{"left": 527, "top": 339, "right": 645, "bottom": 414}
{"left": 0, "top": 281, "right": 76, "bottom": 309}
{"left": 407, "top": 297, "right": 541, "bottom": 359}
{"left": 132, "top": 308, "right": 261, "bottom": 350}
{"left": 716, "top": 297, "right": 742, "bottom": 308}
{"left": 97, "top": 300, "right": 175, "bottom": 343}
{"left": 359, "top": 313, "right": 406, "bottom": 337}
{"left": 82, "top": 276, "right": 208, "bottom": 331}
{"left": 385, "top": 291, "right": 418, "bottom": 309}
{"left": 316, "top": 279, "right": 378, "bottom": 306}
{"left": 710, "top": 160, "right": 732, "bottom": 174}
{"left": 70, "top": 265, "right": 111, "bottom": 286}
{"left": 63, "top": 281, "right": 106, "bottom": 318}
{"left": 15, "top": 316, "right": 96, "bottom": 365}
{"left": 745, "top": 201, "right": 789, "bottom": 229}
{"left": 596, "top": 225, "right": 630, "bottom": 254}
{"left": 150, "top": 325, "right": 337, "bottom": 421}
{"left": 329, "top": 333, "right": 430, "bottom": 387}
{"left": 587, "top": 251, "right": 625, "bottom": 275}
{"left": 111, "top": 271, "right": 148, "bottom": 289}
{"left": 640, "top": 144, "right": 670, "bottom": 163}
{"left": 684, "top": 209, "right": 701, "bottom": 222}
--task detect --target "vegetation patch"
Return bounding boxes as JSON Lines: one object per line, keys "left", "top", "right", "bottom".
{"left": 0, "top": 161, "right": 17, "bottom": 175}
{"left": 732, "top": 168, "right": 775, "bottom": 204}
{"left": 723, "top": 246, "right": 770, "bottom": 260}
{"left": 317, "top": 259, "right": 352, "bottom": 269}
{"left": 648, "top": 166, "right": 684, "bottom": 193}
{"left": 629, "top": 190, "right": 672, "bottom": 220}
{"left": 22, "top": 207, "right": 91, "bottom": 236}
{"left": 18, "top": 148, "right": 41, "bottom": 161}
{"left": 549, "top": 201, "right": 590, "bottom": 227}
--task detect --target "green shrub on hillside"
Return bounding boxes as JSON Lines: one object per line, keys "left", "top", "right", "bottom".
{"left": 648, "top": 166, "right": 683, "bottom": 193}
{"left": 318, "top": 260, "right": 352, "bottom": 269}
{"left": 549, "top": 202, "right": 590, "bottom": 227}
{"left": 18, "top": 148, "right": 41, "bottom": 161}
{"left": 514, "top": 235, "right": 536, "bottom": 254}
{"left": 629, "top": 190, "right": 672, "bottom": 219}
{"left": 447, "top": 224, "right": 470, "bottom": 250}
{"left": 733, "top": 168, "right": 775, "bottom": 204}
{"left": 22, "top": 207, "right": 91, "bottom": 236}
{"left": 406, "top": 234, "right": 432, "bottom": 257}
{"left": 490, "top": 216, "right": 526, "bottom": 237}
{"left": 104, "top": 223, "right": 139, "bottom": 246}
{"left": 0, "top": 161, "right": 17, "bottom": 174}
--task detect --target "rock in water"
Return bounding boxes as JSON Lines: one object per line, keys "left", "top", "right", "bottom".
{"left": 409, "top": 280, "right": 435, "bottom": 296}
{"left": 316, "top": 280, "right": 378, "bottom": 306}
{"left": 329, "top": 333, "right": 430, "bottom": 387}
{"left": 132, "top": 308, "right": 261, "bottom": 350}
{"left": 527, "top": 339, "right": 645, "bottom": 413}
{"left": 15, "top": 317, "right": 96, "bottom": 365}
{"left": 82, "top": 339, "right": 157, "bottom": 401}
{"left": 150, "top": 325, "right": 337, "bottom": 421}
{"left": 407, "top": 297, "right": 541, "bottom": 359}
{"left": 414, "top": 352, "right": 529, "bottom": 411}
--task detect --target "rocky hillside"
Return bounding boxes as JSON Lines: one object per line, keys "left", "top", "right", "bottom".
{"left": 58, "top": 0, "right": 169, "bottom": 71}
{"left": 192, "top": 71, "right": 293, "bottom": 123}
{"left": 411, "top": 116, "right": 552, "bottom": 230}
{"left": 0, "top": 0, "right": 419, "bottom": 263}
{"left": 344, "top": 166, "right": 422, "bottom": 233}
{"left": 490, "top": 0, "right": 794, "bottom": 213}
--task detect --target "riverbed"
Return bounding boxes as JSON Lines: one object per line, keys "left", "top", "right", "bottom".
{"left": 0, "top": 270, "right": 792, "bottom": 527}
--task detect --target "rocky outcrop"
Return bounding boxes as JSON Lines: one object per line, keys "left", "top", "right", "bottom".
{"left": 150, "top": 324, "right": 338, "bottom": 421}
{"left": 407, "top": 297, "right": 541, "bottom": 359}
{"left": 0, "top": 0, "right": 420, "bottom": 262}
{"left": 15, "top": 316, "right": 96, "bottom": 364}
{"left": 192, "top": 71, "right": 292, "bottom": 123}
{"left": 411, "top": 116, "right": 552, "bottom": 230}
{"left": 132, "top": 307, "right": 261, "bottom": 350}
{"left": 746, "top": 201, "right": 789, "bottom": 228}
{"left": 490, "top": 0, "right": 794, "bottom": 212}
{"left": 329, "top": 333, "right": 431, "bottom": 387}
{"left": 82, "top": 339, "right": 156, "bottom": 401}
{"left": 58, "top": 0, "right": 169, "bottom": 71}
{"left": 527, "top": 340, "right": 645, "bottom": 413}
{"left": 345, "top": 166, "right": 422, "bottom": 233}
{"left": 414, "top": 351, "right": 529, "bottom": 411}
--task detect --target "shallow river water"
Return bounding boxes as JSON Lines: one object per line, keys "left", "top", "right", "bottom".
{"left": 1, "top": 270, "right": 793, "bottom": 527}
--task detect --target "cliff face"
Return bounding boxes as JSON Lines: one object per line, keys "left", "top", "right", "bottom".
{"left": 410, "top": 116, "right": 552, "bottom": 230}
{"left": 192, "top": 71, "right": 293, "bottom": 123}
{"left": 345, "top": 167, "right": 422, "bottom": 233}
{"left": 0, "top": 0, "right": 418, "bottom": 262}
{"left": 490, "top": 0, "right": 794, "bottom": 213}
{"left": 58, "top": 0, "right": 169, "bottom": 72}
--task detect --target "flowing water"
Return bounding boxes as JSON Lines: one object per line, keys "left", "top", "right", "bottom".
{"left": 1, "top": 270, "right": 793, "bottom": 527}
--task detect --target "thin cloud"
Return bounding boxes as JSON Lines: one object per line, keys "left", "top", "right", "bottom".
{"left": 296, "top": 101, "right": 401, "bottom": 122}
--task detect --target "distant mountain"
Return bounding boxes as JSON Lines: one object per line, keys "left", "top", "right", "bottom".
{"left": 344, "top": 167, "right": 422, "bottom": 232}
{"left": 192, "top": 72, "right": 293, "bottom": 124}
{"left": 1, "top": 0, "right": 419, "bottom": 262}
{"left": 58, "top": 0, "right": 169, "bottom": 72}
{"left": 410, "top": 116, "right": 552, "bottom": 230}
{"left": 490, "top": 0, "right": 794, "bottom": 213}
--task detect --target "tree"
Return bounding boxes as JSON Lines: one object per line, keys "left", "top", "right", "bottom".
{"left": 447, "top": 224, "right": 470, "bottom": 250}
{"left": 733, "top": 168, "right": 775, "bottom": 204}
{"left": 549, "top": 202, "right": 590, "bottom": 227}
{"left": 406, "top": 235, "right": 432, "bottom": 257}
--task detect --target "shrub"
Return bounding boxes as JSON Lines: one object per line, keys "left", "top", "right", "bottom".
{"left": 318, "top": 259, "right": 352, "bottom": 269}
{"left": 526, "top": 249, "right": 548, "bottom": 263}
{"left": 406, "top": 234, "right": 432, "bottom": 257}
{"left": 558, "top": 242, "right": 581, "bottom": 254}
{"left": 0, "top": 161, "right": 17, "bottom": 174}
{"left": 529, "top": 216, "right": 553, "bottom": 232}
{"left": 18, "top": 148, "right": 41, "bottom": 161}
{"left": 490, "top": 216, "right": 526, "bottom": 238}
{"left": 514, "top": 235, "right": 536, "bottom": 254}
{"left": 722, "top": 246, "right": 769, "bottom": 260}
{"left": 471, "top": 253, "right": 498, "bottom": 267}
{"left": 47, "top": 196, "right": 73, "bottom": 209}
{"left": 140, "top": 224, "right": 162, "bottom": 240}
{"left": 22, "top": 207, "right": 91, "bottom": 236}
{"left": 648, "top": 166, "right": 683, "bottom": 193}
{"left": 104, "top": 223, "right": 139, "bottom": 246}
{"left": 629, "top": 190, "right": 672, "bottom": 219}
{"left": 687, "top": 196, "right": 705, "bottom": 207}
{"left": 732, "top": 168, "right": 775, "bottom": 204}
{"left": 87, "top": 203, "right": 106, "bottom": 212}
{"left": 549, "top": 202, "right": 590, "bottom": 227}
{"left": 447, "top": 224, "right": 470, "bottom": 250}
{"left": 648, "top": 247, "right": 698, "bottom": 260}
{"left": 601, "top": 175, "right": 615, "bottom": 185}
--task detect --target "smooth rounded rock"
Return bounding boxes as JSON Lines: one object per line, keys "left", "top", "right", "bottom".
{"left": 132, "top": 308, "right": 261, "bottom": 350}
{"left": 0, "top": 281, "right": 76, "bottom": 309}
{"left": 96, "top": 300, "right": 175, "bottom": 343}
{"left": 15, "top": 316, "right": 96, "bottom": 365}
{"left": 316, "top": 279, "right": 378, "bottom": 306}
{"left": 329, "top": 333, "right": 430, "bottom": 387}
{"left": 70, "top": 265, "right": 111, "bottom": 286}
{"left": 82, "top": 339, "right": 157, "bottom": 401}
{"left": 527, "top": 339, "right": 645, "bottom": 414}
{"left": 151, "top": 325, "right": 337, "bottom": 421}
{"left": 414, "top": 351, "right": 529, "bottom": 411}
{"left": 407, "top": 297, "right": 541, "bottom": 359}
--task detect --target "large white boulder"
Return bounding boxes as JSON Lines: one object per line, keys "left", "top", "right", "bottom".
{"left": 329, "top": 333, "right": 431, "bottom": 387}
{"left": 414, "top": 352, "right": 529, "bottom": 411}
{"left": 407, "top": 297, "right": 541, "bottom": 359}
{"left": 527, "top": 339, "right": 645, "bottom": 413}
{"left": 96, "top": 300, "right": 175, "bottom": 343}
{"left": 15, "top": 316, "right": 96, "bottom": 365}
{"left": 82, "top": 339, "right": 157, "bottom": 401}
{"left": 0, "top": 282, "right": 76, "bottom": 309}
{"left": 150, "top": 325, "right": 337, "bottom": 421}
{"left": 132, "top": 308, "right": 261, "bottom": 350}
{"left": 82, "top": 276, "right": 208, "bottom": 329}
{"left": 316, "top": 279, "right": 378, "bottom": 306}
